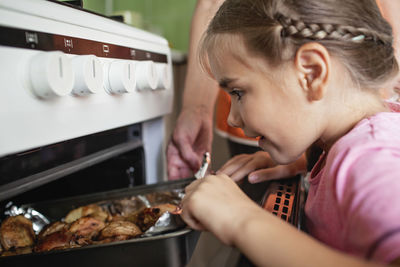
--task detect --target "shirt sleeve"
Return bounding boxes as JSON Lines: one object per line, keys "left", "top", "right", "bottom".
{"left": 337, "top": 146, "right": 400, "bottom": 263}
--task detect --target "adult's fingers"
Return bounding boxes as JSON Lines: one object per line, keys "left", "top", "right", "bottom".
{"left": 167, "top": 142, "right": 193, "bottom": 180}
{"left": 178, "top": 141, "right": 201, "bottom": 171}
{"left": 172, "top": 130, "right": 201, "bottom": 171}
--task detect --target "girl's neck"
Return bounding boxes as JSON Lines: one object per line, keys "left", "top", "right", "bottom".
{"left": 318, "top": 92, "right": 389, "bottom": 152}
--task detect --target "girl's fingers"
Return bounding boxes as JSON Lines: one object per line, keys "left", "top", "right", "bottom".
{"left": 180, "top": 210, "right": 206, "bottom": 231}
{"left": 218, "top": 154, "right": 252, "bottom": 176}
{"left": 220, "top": 152, "right": 277, "bottom": 182}
{"left": 248, "top": 165, "right": 292, "bottom": 183}
{"left": 248, "top": 156, "right": 307, "bottom": 183}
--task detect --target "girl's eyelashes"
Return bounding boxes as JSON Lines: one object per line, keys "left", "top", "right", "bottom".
{"left": 229, "top": 88, "right": 244, "bottom": 100}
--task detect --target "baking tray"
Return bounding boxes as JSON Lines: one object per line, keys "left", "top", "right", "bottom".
{"left": 0, "top": 177, "right": 199, "bottom": 267}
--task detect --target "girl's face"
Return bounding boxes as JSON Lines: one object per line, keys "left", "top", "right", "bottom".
{"left": 208, "top": 37, "right": 324, "bottom": 164}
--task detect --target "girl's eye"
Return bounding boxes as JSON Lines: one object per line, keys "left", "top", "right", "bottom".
{"left": 229, "top": 89, "right": 244, "bottom": 100}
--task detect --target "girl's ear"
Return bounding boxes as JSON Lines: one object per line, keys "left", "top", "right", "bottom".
{"left": 294, "top": 42, "right": 330, "bottom": 101}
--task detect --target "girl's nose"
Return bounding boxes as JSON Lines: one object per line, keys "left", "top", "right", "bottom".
{"left": 227, "top": 103, "right": 242, "bottom": 128}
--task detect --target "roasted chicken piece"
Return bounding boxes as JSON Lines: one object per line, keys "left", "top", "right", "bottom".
{"left": 153, "top": 203, "right": 179, "bottom": 214}
{"left": 111, "top": 198, "right": 146, "bottom": 216}
{"left": 127, "top": 207, "right": 162, "bottom": 232}
{"left": 98, "top": 221, "right": 142, "bottom": 241}
{"left": 1, "top": 246, "right": 33, "bottom": 256}
{"left": 0, "top": 215, "right": 35, "bottom": 251}
{"left": 126, "top": 203, "right": 179, "bottom": 232}
{"left": 35, "top": 227, "right": 73, "bottom": 253}
{"left": 35, "top": 217, "right": 106, "bottom": 251}
{"left": 69, "top": 216, "right": 105, "bottom": 245}
{"left": 65, "top": 204, "right": 110, "bottom": 223}
{"left": 37, "top": 221, "right": 67, "bottom": 240}
{"left": 145, "top": 192, "right": 181, "bottom": 205}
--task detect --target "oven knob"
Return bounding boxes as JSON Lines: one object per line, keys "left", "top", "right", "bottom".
{"left": 29, "top": 51, "right": 74, "bottom": 98}
{"left": 104, "top": 60, "right": 136, "bottom": 94}
{"left": 71, "top": 55, "right": 103, "bottom": 96}
{"left": 135, "top": 60, "right": 158, "bottom": 91}
{"left": 155, "top": 63, "right": 171, "bottom": 90}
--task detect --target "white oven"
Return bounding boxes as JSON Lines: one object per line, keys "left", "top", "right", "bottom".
{"left": 0, "top": 0, "right": 174, "bottom": 201}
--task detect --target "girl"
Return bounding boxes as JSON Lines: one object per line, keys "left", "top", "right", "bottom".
{"left": 180, "top": 0, "right": 400, "bottom": 266}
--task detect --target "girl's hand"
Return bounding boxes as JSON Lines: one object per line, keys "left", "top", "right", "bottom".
{"left": 217, "top": 151, "right": 307, "bottom": 183}
{"left": 180, "top": 173, "right": 262, "bottom": 245}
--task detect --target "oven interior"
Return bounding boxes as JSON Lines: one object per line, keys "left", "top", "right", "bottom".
{"left": 0, "top": 124, "right": 146, "bottom": 208}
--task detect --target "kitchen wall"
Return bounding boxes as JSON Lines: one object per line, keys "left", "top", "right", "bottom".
{"left": 83, "top": 0, "right": 196, "bottom": 52}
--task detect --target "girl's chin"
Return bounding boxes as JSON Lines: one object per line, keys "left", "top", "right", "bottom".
{"left": 258, "top": 138, "right": 299, "bottom": 165}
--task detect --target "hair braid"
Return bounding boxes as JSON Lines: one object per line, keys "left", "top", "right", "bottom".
{"left": 276, "top": 13, "right": 391, "bottom": 45}
{"left": 201, "top": 0, "right": 398, "bottom": 89}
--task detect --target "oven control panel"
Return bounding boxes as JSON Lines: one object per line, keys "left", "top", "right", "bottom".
{"left": 0, "top": 0, "right": 173, "bottom": 157}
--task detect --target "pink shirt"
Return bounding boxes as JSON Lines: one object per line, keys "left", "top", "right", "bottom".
{"left": 305, "top": 109, "right": 400, "bottom": 263}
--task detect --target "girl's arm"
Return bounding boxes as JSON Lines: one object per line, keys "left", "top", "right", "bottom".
{"left": 180, "top": 174, "right": 388, "bottom": 267}
{"left": 235, "top": 207, "right": 383, "bottom": 267}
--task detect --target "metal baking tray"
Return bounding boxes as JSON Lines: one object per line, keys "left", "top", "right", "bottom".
{"left": 0, "top": 178, "right": 199, "bottom": 267}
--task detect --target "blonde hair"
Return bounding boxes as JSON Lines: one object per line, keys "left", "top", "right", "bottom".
{"left": 200, "top": 0, "right": 398, "bottom": 89}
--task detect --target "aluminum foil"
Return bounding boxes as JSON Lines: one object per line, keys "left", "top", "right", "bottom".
{"left": 98, "top": 188, "right": 186, "bottom": 236}
{"left": 3, "top": 202, "right": 50, "bottom": 234}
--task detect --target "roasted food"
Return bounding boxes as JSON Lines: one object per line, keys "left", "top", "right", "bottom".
{"left": 98, "top": 221, "right": 142, "bottom": 241}
{"left": 153, "top": 203, "right": 179, "bottom": 214}
{"left": 69, "top": 217, "right": 105, "bottom": 245}
{"left": 35, "top": 227, "right": 74, "bottom": 252}
{"left": 128, "top": 207, "right": 162, "bottom": 232}
{"left": 35, "top": 217, "right": 106, "bottom": 251}
{"left": 111, "top": 198, "right": 146, "bottom": 216}
{"left": 126, "top": 203, "right": 179, "bottom": 232}
{"left": 0, "top": 215, "right": 35, "bottom": 251}
{"left": 37, "top": 221, "right": 67, "bottom": 240}
{"left": 65, "top": 204, "right": 110, "bottom": 223}
{"left": 35, "top": 221, "right": 71, "bottom": 252}
{"left": 1, "top": 246, "right": 32, "bottom": 256}
{"left": 1, "top": 192, "right": 183, "bottom": 256}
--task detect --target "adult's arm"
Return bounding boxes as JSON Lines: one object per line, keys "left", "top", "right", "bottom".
{"left": 167, "top": 0, "right": 224, "bottom": 180}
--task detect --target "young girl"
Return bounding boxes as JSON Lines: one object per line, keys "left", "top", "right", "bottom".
{"left": 179, "top": 0, "right": 400, "bottom": 266}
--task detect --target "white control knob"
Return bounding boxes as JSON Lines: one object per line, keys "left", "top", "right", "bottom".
{"left": 29, "top": 51, "right": 74, "bottom": 98}
{"left": 71, "top": 55, "right": 103, "bottom": 96}
{"left": 155, "top": 63, "right": 171, "bottom": 90}
{"left": 104, "top": 60, "right": 136, "bottom": 94}
{"left": 135, "top": 60, "right": 158, "bottom": 91}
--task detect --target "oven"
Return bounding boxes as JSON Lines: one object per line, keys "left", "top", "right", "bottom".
{"left": 0, "top": 0, "right": 198, "bottom": 266}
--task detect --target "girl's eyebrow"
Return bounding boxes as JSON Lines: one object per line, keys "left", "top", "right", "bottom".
{"left": 218, "top": 77, "right": 237, "bottom": 89}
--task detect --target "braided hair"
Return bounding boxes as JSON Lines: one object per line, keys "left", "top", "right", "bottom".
{"left": 200, "top": 0, "right": 398, "bottom": 89}
{"left": 276, "top": 13, "right": 390, "bottom": 45}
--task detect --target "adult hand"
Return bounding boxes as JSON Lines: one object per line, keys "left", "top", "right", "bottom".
{"left": 180, "top": 173, "right": 262, "bottom": 245}
{"left": 167, "top": 106, "right": 213, "bottom": 180}
{"left": 217, "top": 151, "right": 307, "bottom": 183}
